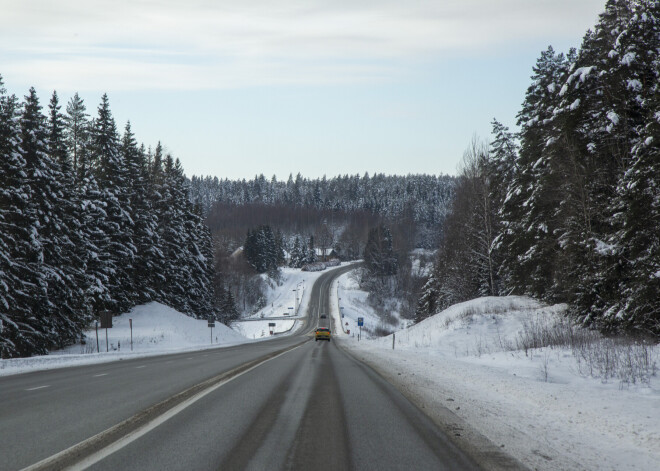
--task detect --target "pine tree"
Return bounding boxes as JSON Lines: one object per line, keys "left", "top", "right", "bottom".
{"left": 364, "top": 225, "right": 398, "bottom": 277}
{"left": 289, "top": 236, "right": 305, "bottom": 268}
{"left": 498, "top": 46, "right": 572, "bottom": 300}
{"left": 19, "top": 87, "right": 76, "bottom": 353}
{"left": 91, "top": 94, "right": 136, "bottom": 314}
{"left": 306, "top": 235, "right": 317, "bottom": 264}
{"left": 64, "top": 92, "right": 89, "bottom": 179}
{"left": 121, "top": 122, "right": 161, "bottom": 303}
{"left": 158, "top": 154, "right": 192, "bottom": 312}
{"left": 604, "top": 1, "right": 660, "bottom": 333}
{"left": 0, "top": 78, "right": 40, "bottom": 357}
{"left": 45, "top": 90, "right": 90, "bottom": 347}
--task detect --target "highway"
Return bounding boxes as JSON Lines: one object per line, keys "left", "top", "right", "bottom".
{"left": 0, "top": 265, "right": 497, "bottom": 470}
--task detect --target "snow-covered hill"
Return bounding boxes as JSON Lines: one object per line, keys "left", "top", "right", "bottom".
{"left": 336, "top": 287, "right": 660, "bottom": 471}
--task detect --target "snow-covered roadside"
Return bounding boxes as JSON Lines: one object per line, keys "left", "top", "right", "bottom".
{"left": 0, "top": 302, "right": 247, "bottom": 377}
{"left": 333, "top": 287, "right": 660, "bottom": 470}
{"left": 332, "top": 271, "right": 409, "bottom": 337}
{"left": 0, "top": 265, "right": 343, "bottom": 377}
{"left": 231, "top": 266, "right": 336, "bottom": 338}
{"left": 245, "top": 267, "right": 325, "bottom": 320}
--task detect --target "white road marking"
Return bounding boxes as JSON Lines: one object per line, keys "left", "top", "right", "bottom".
{"left": 93, "top": 374, "right": 108, "bottom": 377}
{"left": 135, "top": 365, "right": 146, "bottom": 369}
{"left": 26, "top": 385, "right": 50, "bottom": 391}
{"left": 24, "top": 344, "right": 305, "bottom": 471}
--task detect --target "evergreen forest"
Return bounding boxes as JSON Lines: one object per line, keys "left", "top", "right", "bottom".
{"left": 417, "top": 0, "right": 660, "bottom": 337}
{"left": 0, "top": 81, "right": 217, "bottom": 358}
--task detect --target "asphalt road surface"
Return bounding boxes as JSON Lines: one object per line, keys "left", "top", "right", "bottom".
{"left": 0, "top": 264, "right": 501, "bottom": 471}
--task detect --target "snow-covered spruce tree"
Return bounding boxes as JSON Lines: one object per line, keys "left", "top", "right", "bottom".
{"left": 216, "top": 283, "right": 240, "bottom": 324}
{"left": 152, "top": 153, "right": 216, "bottom": 318}
{"left": 64, "top": 92, "right": 88, "bottom": 180}
{"left": 498, "top": 46, "right": 573, "bottom": 301}
{"left": 66, "top": 96, "right": 111, "bottom": 318}
{"left": 274, "top": 229, "right": 286, "bottom": 267}
{"left": 415, "top": 271, "right": 439, "bottom": 323}
{"left": 46, "top": 91, "right": 91, "bottom": 347}
{"left": 488, "top": 119, "right": 518, "bottom": 290}
{"left": 120, "top": 123, "right": 162, "bottom": 304}
{"left": 364, "top": 225, "right": 398, "bottom": 277}
{"left": 147, "top": 142, "right": 168, "bottom": 298}
{"left": 91, "top": 94, "right": 136, "bottom": 314}
{"left": 289, "top": 236, "right": 305, "bottom": 268}
{"left": 305, "top": 235, "right": 317, "bottom": 265}
{"left": 544, "top": 0, "right": 660, "bottom": 332}
{"left": 18, "top": 87, "right": 80, "bottom": 353}
{"left": 183, "top": 200, "right": 217, "bottom": 318}
{"left": 0, "top": 78, "right": 41, "bottom": 357}
{"left": 602, "top": 0, "right": 660, "bottom": 333}
{"left": 243, "top": 225, "right": 281, "bottom": 275}
{"left": 157, "top": 154, "right": 193, "bottom": 313}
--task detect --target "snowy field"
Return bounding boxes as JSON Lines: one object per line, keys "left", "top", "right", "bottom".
{"left": 334, "top": 292, "right": 660, "bottom": 471}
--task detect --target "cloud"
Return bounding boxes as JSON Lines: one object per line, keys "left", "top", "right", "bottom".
{"left": 1, "top": 0, "right": 604, "bottom": 91}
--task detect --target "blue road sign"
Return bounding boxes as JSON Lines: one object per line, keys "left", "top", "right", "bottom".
{"left": 358, "top": 317, "right": 364, "bottom": 326}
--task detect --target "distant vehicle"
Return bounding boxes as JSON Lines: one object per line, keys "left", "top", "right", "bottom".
{"left": 320, "top": 314, "right": 327, "bottom": 319}
{"left": 283, "top": 312, "right": 289, "bottom": 316}
{"left": 315, "top": 327, "right": 331, "bottom": 341}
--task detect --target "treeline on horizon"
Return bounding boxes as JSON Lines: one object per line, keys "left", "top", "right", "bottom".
{"left": 190, "top": 172, "right": 455, "bottom": 249}
{"left": 0, "top": 78, "right": 218, "bottom": 358}
{"left": 418, "top": 0, "right": 659, "bottom": 336}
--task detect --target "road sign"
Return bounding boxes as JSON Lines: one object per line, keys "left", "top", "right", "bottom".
{"left": 358, "top": 317, "right": 364, "bottom": 326}
{"left": 100, "top": 310, "right": 112, "bottom": 328}
{"left": 208, "top": 318, "right": 215, "bottom": 328}
{"left": 268, "top": 322, "right": 276, "bottom": 327}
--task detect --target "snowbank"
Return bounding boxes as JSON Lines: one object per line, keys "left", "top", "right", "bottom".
{"left": 0, "top": 302, "right": 246, "bottom": 377}
{"left": 338, "top": 294, "right": 660, "bottom": 471}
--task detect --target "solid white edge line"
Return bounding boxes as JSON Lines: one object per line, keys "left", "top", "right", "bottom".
{"left": 25, "top": 385, "right": 50, "bottom": 391}
{"left": 22, "top": 343, "right": 305, "bottom": 471}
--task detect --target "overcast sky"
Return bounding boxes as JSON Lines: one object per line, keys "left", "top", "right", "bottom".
{"left": 2, "top": 0, "right": 605, "bottom": 179}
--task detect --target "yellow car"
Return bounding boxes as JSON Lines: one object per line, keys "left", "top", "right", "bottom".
{"left": 315, "top": 327, "right": 331, "bottom": 341}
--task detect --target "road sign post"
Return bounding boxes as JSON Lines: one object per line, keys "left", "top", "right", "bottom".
{"left": 100, "top": 311, "right": 112, "bottom": 352}
{"left": 358, "top": 317, "right": 363, "bottom": 341}
{"left": 208, "top": 317, "right": 215, "bottom": 344}
{"left": 129, "top": 318, "right": 133, "bottom": 351}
